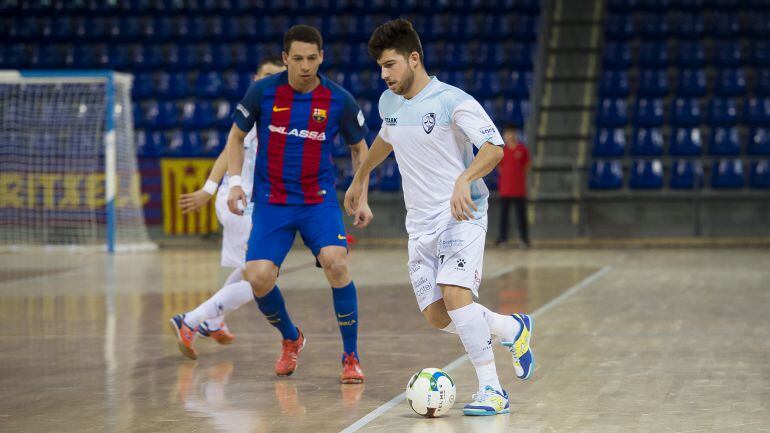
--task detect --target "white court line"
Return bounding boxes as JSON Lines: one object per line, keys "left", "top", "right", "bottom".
{"left": 339, "top": 265, "right": 613, "bottom": 433}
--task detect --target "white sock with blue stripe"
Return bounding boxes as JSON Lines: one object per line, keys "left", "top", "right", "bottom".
{"left": 440, "top": 303, "right": 521, "bottom": 343}
{"left": 447, "top": 303, "right": 501, "bottom": 393}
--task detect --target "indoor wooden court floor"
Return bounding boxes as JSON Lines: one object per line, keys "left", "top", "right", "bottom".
{"left": 0, "top": 246, "right": 768, "bottom": 432}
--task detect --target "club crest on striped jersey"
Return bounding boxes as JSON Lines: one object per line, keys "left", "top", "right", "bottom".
{"left": 313, "top": 108, "right": 327, "bottom": 123}
{"left": 422, "top": 113, "right": 436, "bottom": 134}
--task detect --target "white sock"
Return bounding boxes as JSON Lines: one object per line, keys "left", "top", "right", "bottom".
{"left": 203, "top": 268, "right": 245, "bottom": 330}
{"left": 475, "top": 304, "right": 520, "bottom": 342}
{"left": 185, "top": 280, "right": 253, "bottom": 329}
{"left": 447, "top": 303, "right": 501, "bottom": 393}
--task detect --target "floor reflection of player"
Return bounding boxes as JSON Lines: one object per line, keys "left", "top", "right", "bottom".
{"left": 175, "top": 362, "right": 264, "bottom": 433}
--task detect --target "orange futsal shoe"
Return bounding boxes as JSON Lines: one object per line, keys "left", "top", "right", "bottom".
{"left": 197, "top": 322, "right": 235, "bottom": 345}
{"left": 275, "top": 328, "right": 306, "bottom": 377}
{"left": 169, "top": 314, "right": 198, "bottom": 360}
{"left": 340, "top": 352, "right": 365, "bottom": 384}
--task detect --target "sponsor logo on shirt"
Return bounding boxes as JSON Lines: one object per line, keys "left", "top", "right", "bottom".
{"left": 268, "top": 124, "right": 327, "bottom": 141}
{"left": 357, "top": 110, "right": 365, "bottom": 126}
{"left": 385, "top": 117, "right": 398, "bottom": 126}
{"left": 313, "top": 108, "right": 327, "bottom": 122}
{"left": 422, "top": 113, "right": 436, "bottom": 134}
{"left": 236, "top": 104, "right": 250, "bottom": 118}
{"left": 454, "top": 258, "right": 467, "bottom": 272}
{"left": 409, "top": 262, "right": 421, "bottom": 275}
{"left": 439, "top": 239, "right": 465, "bottom": 251}
{"left": 479, "top": 125, "right": 497, "bottom": 136}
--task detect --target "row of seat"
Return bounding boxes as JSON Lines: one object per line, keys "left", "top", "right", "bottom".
{"left": 1, "top": 0, "right": 541, "bottom": 14}
{"left": 132, "top": 96, "right": 532, "bottom": 131}
{"left": 608, "top": 0, "right": 770, "bottom": 13}
{"left": 3, "top": 13, "right": 538, "bottom": 43}
{"left": 599, "top": 68, "right": 770, "bottom": 98}
{"left": 589, "top": 158, "right": 770, "bottom": 189}
{"left": 605, "top": 12, "right": 770, "bottom": 40}
{"left": 602, "top": 40, "right": 770, "bottom": 69}
{"left": 594, "top": 126, "right": 770, "bottom": 157}
{"left": 596, "top": 97, "right": 770, "bottom": 127}
{"left": 2, "top": 41, "right": 536, "bottom": 72}
{"left": 129, "top": 69, "right": 533, "bottom": 102}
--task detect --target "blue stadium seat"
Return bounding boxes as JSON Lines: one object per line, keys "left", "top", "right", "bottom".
{"left": 756, "top": 69, "right": 770, "bottom": 95}
{"left": 445, "top": 71, "right": 468, "bottom": 90}
{"left": 589, "top": 160, "right": 624, "bottom": 189}
{"left": 677, "top": 68, "right": 707, "bottom": 96}
{"left": 598, "top": 70, "right": 630, "bottom": 98}
{"left": 223, "top": 71, "right": 246, "bottom": 100}
{"left": 136, "top": 130, "right": 164, "bottom": 157}
{"left": 593, "top": 128, "right": 626, "bottom": 157}
{"left": 711, "top": 0, "right": 740, "bottom": 11}
{"left": 714, "top": 68, "right": 746, "bottom": 97}
{"left": 144, "top": 101, "right": 180, "bottom": 129}
{"left": 132, "top": 73, "right": 154, "bottom": 100}
{"left": 670, "top": 97, "right": 702, "bottom": 127}
{"left": 107, "top": 44, "right": 129, "bottom": 70}
{"left": 638, "top": 69, "right": 669, "bottom": 97}
{"left": 506, "top": 42, "right": 533, "bottom": 70}
{"left": 639, "top": 0, "right": 672, "bottom": 13}
{"left": 744, "top": 97, "right": 770, "bottom": 126}
{"left": 182, "top": 101, "right": 215, "bottom": 130}
{"left": 196, "top": 44, "right": 217, "bottom": 70}
{"left": 631, "top": 127, "right": 664, "bottom": 156}
{"left": 596, "top": 98, "right": 628, "bottom": 127}
{"left": 711, "top": 159, "right": 744, "bottom": 188}
{"left": 607, "top": 0, "right": 640, "bottom": 12}
{"left": 34, "top": 45, "right": 62, "bottom": 68}
{"left": 133, "top": 103, "right": 145, "bottom": 129}
{"left": 504, "top": 69, "right": 533, "bottom": 98}
{"left": 194, "top": 72, "right": 223, "bottom": 98}
{"left": 633, "top": 98, "right": 665, "bottom": 127}
{"left": 379, "top": 160, "right": 402, "bottom": 191}
{"left": 181, "top": 131, "right": 204, "bottom": 156}
{"left": 713, "top": 41, "right": 743, "bottom": 67}
{"left": 602, "top": 41, "right": 633, "bottom": 69}
{"left": 72, "top": 44, "right": 98, "bottom": 68}
{"left": 605, "top": 14, "right": 635, "bottom": 40}
{"left": 670, "top": 159, "right": 704, "bottom": 189}
{"left": 469, "top": 71, "right": 500, "bottom": 99}
{"left": 748, "top": 127, "right": 770, "bottom": 155}
{"left": 638, "top": 42, "right": 669, "bottom": 68}
{"left": 639, "top": 13, "right": 670, "bottom": 39}
{"left": 134, "top": 44, "right": 163, "bottom": 71}
{"left": 200, "top": 129, "right": 225, "bottom": 157}
{"left": 749, "top": 160, "right": 770, "bottom": 189}
{"left": 669, "top": 12, "right": 704, "bottom": 39}
{"left": 154, "top": 72, "right": 188, "bottom": 99}
{"left": 709, "top": 127, "right": 741, "bottom": 156}
{"left": 676, "top": 41, "right": 706, "bottom": 68}
{"left": 50, "top": 16, "right": 74, "bottom": 41}
{"left": 332, "top": 136, "right": 350, "bottom": 158}
{"left": 164, "top": 130, "right": 186, "bottom": 156}
{"left": 503, "top": 99, "right": 530, "bottom": 126}
{"left": 213, "top": 100, "right": 232, "bottom": 130}
{"left": 629, "top": 159, "right": 663, "bottom": 189}
{"left": 484, "top": 168, "right": 499, "bottom": 191}
{"left": 670, "top": 0, "right": 705, "bottom": 10}
{"left": 670, "top": 127, "right": 703, "bottom": 156}
{"left": 709, "top": 12, "right": 741, "bottom": 38}
{"left": 512, "top": 14, "right": 538, "bottom": 42}
{"left": 707, "top": 98, "right": 739, "bottom": 127}
{"left": 205, "top": 16, "right": 224, "bottom": 41}
{"left": 747, "top": 12, "right": 770, "bottom": 38}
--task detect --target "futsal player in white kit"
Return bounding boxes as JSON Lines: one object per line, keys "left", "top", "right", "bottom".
{"left": 169, "top": 57, "right": 286, "bottom": 359}
{"left": 345, "top": 20, "right": 535, "bottom": 415}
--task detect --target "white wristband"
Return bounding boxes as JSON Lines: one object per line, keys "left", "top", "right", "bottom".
{"left": 202, "top": 180, "right": 218, "bottom": 195}
{"left": 229, "top": 175, "right": 242, "bottom": 189}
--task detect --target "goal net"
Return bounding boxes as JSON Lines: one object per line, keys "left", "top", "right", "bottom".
{"left": 0, "top": 70, "right": 156, "bottom": 252}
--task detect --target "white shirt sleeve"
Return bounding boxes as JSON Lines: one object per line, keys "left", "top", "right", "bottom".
{"left": 451, "top": 99, "right": 504, "bottom": 149}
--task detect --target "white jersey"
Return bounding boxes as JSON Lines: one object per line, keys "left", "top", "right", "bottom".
{"left": 218, "top": 127, "right": 258, "bottom": 202}
{"left": 377, "top": 77, "right": 504, "bottom": 237}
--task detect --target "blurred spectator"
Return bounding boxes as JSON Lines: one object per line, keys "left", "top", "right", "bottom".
{"left": 496, "top": 124, "right": 530, "bottom": 248}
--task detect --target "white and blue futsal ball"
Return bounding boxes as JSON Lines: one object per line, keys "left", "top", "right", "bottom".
{"left": 406, "top": 368, "right": 456, "bottom": 417}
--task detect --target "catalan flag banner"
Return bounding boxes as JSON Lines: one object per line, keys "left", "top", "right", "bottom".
{"left": 160, "top": 158, "right": 219, "bottom": 235}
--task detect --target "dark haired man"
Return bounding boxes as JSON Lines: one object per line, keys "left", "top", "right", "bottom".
{"left": 346, "top": 19, "right": 535, "bottom": 415}
{"left": 172, "top": 25, "right": 370, "bottom": 384}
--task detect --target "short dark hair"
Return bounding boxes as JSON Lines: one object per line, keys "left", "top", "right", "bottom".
{"left": 283, "top": 25, "right": 323, "bottom": 53}
{"left": 367, "top": 19, "right": 424, "bottom": 63}
{"left": 503, "top": 123, "right": 518, "bottom": 133}
{"left": 258, "top": 55, "right": 283, "bottom": 70}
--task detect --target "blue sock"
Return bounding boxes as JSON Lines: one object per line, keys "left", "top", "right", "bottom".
{"left": 332, "top": 281, "right": 359, "bottom": 358}
{"left": 254, "top": 286, "right": 299, "bottom": 341}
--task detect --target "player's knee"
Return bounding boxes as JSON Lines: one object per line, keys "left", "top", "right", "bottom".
{"left": 323, "top": 256, "right": 349, "bottom": 284}
{"left": 422, "top": 302, "right": 451, "bottom": 329}
{"left": 244, "top": 264, "right": 277, "bottom": 296}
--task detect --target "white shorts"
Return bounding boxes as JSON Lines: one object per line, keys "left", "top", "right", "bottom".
{"left": 215, "top": 193, "right": 252, "bottom": 269}
{"left": 407, "top": 220, "right": 487, "bottom": 311}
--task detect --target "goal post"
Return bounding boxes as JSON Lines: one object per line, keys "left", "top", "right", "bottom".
{"left": 0, "top": 70, "right": 156, "bottom": 253}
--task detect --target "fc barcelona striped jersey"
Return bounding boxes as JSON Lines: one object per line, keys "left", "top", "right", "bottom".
{"left": 232, "top": 71, "right": 368, "bottom": 205}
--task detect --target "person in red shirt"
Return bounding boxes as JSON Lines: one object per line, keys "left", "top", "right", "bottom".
{"left": 496, "top": 124, "right": 531, "bottom": 248}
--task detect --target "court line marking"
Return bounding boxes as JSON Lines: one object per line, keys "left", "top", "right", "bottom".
{"left": 339, "top": 265, "right": 613, "bottom": 433}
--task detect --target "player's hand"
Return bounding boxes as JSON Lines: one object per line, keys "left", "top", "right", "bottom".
{"left": 353, "top": 202, "right": 373, "bottom": 228}
{"left": 344, "top": 178, "right": 364, "bottom": 216}
{"left": 179, "top": 189, "right": 213, "bottom": 214}
{"left": 227, "top": 186, "right": 247, "bottom": 215}
{"left": 450, "top": 176, "right": 477, "bottom": 221}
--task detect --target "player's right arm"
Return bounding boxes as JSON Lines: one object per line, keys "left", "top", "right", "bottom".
{"left": 225, "top": 125, "right": 248, "bottom": 215}
{"left": 344, "top": 134, "right": 393, "bottom": 227}
{"left": 226, "top": 81, "right": 263, "bottom": 215}
{"left": 179, "top": 149, "right": 229, "bottom": 214}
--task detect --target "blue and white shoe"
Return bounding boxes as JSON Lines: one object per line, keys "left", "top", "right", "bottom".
{"left": 502, "top": 314, "right": 535, "bottom": 380}
{"left": 463, "top": 386, "right": 510, "bottom": 416}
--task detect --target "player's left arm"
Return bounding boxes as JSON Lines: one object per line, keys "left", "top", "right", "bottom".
{"left": 450, "top": 98, "right": 505, "bottom": 221}
{"left": 340, "top": 93, "right": 373, "bottom": 227}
